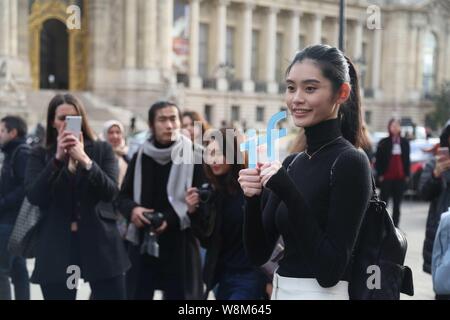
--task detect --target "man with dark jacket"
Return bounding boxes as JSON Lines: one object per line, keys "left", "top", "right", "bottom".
{"left": 117, "top": 101, "right": 205, "bottom": 300}
{"left": 375, "top": 119, "right": 410, "bottom": 227}
{"left": 0, "top": 116, "right": 30, "bottom": 300}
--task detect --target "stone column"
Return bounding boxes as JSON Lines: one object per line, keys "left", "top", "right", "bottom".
{"left": 264, "top": 6, "right": 279, "bottom": 94}
{"left": 312, "top": 14, "right": 323, "bottom": 45}
{"left": 160, "top": 0, "right": 174, "bottom": 73}
{"left": 214, "top": 0, "right": 229, "bottom": 91}
{"left": 88, "top": 0, "right": 109, "bottom": 87}
{"left": 10, "top": 0, "right": 18, "bottom": 57}
{"left": 446, "top": 24, "right": 450, "bottom": 82}
{"left": 334, "top": 17, "right": 340, "bottom": 47}
{"left": 415, "top": 26, "right": 425, "bottom": 92}
{"left": 371, "top": 28, "right": 382, "bottom": 97}
{"left": 239, "top": 2, "right": 255, "bottom": 92}
{"left": 189, "top": 0, "right": 202, "bottom": 89}
{"left": 353, "top": 18, "right": 364, "bottom": 61}
{"left": 287, "top": 10, "right": 300, "bottom": 57}
{"left": 143, "top": 0, "right": 157, "bottom": 68}
{"left": 408, "top": 25, "right": 418, "bottom": 95}
{"left": 0, "top": 0, "right": 10, "bottom": 56}
{"left": 125, "top": 0, "right": 137, "bottom": 68}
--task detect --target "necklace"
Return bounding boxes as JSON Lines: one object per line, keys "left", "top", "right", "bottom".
{"left": 304, "top": 136, "right": 342, "bottom": 160}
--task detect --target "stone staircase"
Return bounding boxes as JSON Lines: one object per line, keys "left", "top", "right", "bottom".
{"left": 23, "top": 90, "right": 149, "bottom": 136}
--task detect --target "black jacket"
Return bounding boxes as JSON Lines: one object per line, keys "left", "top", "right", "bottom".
{"left": 25, "top": 140, "right": 130, "bottom": 284}
{"left": 117, "top": 151, "right": 205, "bottom": 300}
{"left": 0, "top": 138, "right": 30, "bottom": 225}
{"left": 375, "top": 136, "right": 411, "bottom": 178}
{"left": 190, "top": 189, "right": 260, "bottom": 299}
{"left": 418, "top": 158, "right": 450, "bottom": 274}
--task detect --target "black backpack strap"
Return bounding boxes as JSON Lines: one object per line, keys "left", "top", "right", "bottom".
{"left": 330, "top": 148, "right": 379, "bottom": 201}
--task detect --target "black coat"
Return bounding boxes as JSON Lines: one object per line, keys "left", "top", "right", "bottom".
{"left": 418, "top": 158, "right": 450, "bottom": 274}
{"left": 117, "top": 151, "right": 205, "bottom": 300}
{"left": 0, "top": 138, "right": 30, "bottom": 225}
{"left": 25, "top": 140, "right": 130, "bottom": 284}
{"left": 375, "top": 136, "right": 411, "bottom": 178}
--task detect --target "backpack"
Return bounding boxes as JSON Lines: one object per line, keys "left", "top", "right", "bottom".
{"left": 431, "top": 208, "right": 450, "bottom": 295}
{"left": 330, "top": 150, "right": 414, "bottom": 299}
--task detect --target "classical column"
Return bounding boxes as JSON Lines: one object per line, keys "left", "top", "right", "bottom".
{"left": 287, "top": 10, "right": 300, "bottom": 57}
{"left": 312, "top": 14, "right": 323, "bottom": 45}
{"left": 334, "top": 17, "right": 340, "bottom": 47}
{"left": 353, "top": 18, "right": 364, "bottom": 61}
{"left": 214, "top": 0, "right": 229, "bottom": 91}
{"left": 446, "top": 24, "right": 450, "bottom": 82}
{"left": 240, "top": 2, "right": 255, "bottom": 92}
{"left": 264, "top": 6, "right": 279, "bottom": 94}
{"left": 143, "top": 0, "right": 157, "bottom": 68}
{"left": 408, "top": 25, "right": 418, "bottom": 94}
{"left": 125, "top": 0, "right": 137, "bottom": 68}
{"left": 160, "top": 0, "right": 174, "bottom": 74}
{"left": 88, "top": 0, "right": 109, "bottom": 87}
{"left": 415, "top": 26, "right": 425, "bottom": 91}
{"left": 10, "top": 0, "right": 18, "bottom": 57}
{"left": 0, "top": 0, "right": 10, "bottom": 56}
{"left": 371, "top": 28, "right": 382, "bottom": 97}
{"left": 189, "top": 0, "right": 202, "bottom": 89}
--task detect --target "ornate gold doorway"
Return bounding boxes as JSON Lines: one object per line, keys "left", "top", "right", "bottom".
{"left": 29, "top": 0, "right": 88, "bottom": 90}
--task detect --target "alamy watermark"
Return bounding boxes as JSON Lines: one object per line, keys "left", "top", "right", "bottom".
{"left": 66, "top": 5, "right": 81, "bottom": 30}
{"left": 66, "top": 265, "right": 81, "bottom": 290}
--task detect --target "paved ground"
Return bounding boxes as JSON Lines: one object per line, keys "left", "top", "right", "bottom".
{"left": 24, "top": 199, "right": 435, "bottom": 300}
{"left": 399, "top": 199, "right": 435, "bottom": 300}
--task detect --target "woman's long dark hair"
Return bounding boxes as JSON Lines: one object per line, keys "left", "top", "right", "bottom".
{"left": 285, "top": 44, "right": 363, "bottom": 148}
{"left": 45, "top": 93, "right": 97, "bottom": 148}
{"left": 204, "top": 128, "right": 247, "bottom": 195}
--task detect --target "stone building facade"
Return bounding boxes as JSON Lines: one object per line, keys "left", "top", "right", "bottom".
{"left": 0, "top": 0, "right": 449, "bottom": 132}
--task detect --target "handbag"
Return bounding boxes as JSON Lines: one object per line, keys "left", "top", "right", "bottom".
{"left": 260, "top": 238, "right": 285, "bottom": 279}
{"left": 7, "top": 197, "right": 42, "bottom": 259}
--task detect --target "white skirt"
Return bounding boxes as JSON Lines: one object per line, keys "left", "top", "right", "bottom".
{"left": 271, "top": 273, "right": 350, "bottom": 300}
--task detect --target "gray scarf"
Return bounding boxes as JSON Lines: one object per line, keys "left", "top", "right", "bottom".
{"left": 125, "top": 133, "right": 200, "bottom": 257}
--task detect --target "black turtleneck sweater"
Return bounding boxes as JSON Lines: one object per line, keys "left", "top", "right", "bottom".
{"left": 243, "top": 119, "right": 372, "bottom": 288}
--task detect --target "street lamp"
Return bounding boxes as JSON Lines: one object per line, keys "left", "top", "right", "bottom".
{"left": 339, "top": 0, "right": 346, "bottom": 52}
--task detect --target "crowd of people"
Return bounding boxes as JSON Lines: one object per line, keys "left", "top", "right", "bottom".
{"left": 0, "top": 44, "right": 449, "bottom": 300}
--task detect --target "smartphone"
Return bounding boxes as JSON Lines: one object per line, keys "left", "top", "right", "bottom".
{"left": 438, "top": 147, "right": 449, "bottom": 158}
{"left": 65, "top": 116, "right": 82, "bottom": 137}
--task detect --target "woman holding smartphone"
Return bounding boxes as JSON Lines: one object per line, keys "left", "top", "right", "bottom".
{"left": 25, "top": 93, "right": 130, "bottom": 300}
{"left": 238, "top": 45, "right": 372, "bottom": 300}
{"left": 419, "top": 123, "right": 450, "bottom": 300}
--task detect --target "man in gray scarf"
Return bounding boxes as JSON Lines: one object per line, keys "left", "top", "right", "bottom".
{"left": 117, "top": 101, "right": 205, "bottom": 300}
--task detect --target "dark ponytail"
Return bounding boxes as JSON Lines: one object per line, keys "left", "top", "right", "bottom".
{"left": 285, "top": 45, "right": 363, "bottom": 148}
{"left": 339, "top": 56, "right": 363, "bottom": 147}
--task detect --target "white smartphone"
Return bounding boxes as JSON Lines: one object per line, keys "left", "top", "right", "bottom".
{"left": 65, "top": 116, "right": 82, "bottom": 137}
{"left": 438, "top": 147, "right": 449, "bottom": 158}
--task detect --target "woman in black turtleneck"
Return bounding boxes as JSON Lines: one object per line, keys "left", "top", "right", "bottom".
{"left": 238, "top": 45, "right": 372, "bottom": 300}
{"left": 187, "top": 128, "right": 266, "bottom": 300}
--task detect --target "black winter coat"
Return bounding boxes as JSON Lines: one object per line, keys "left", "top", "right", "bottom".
{"left": 25, "top": 140, "right": 130, "bottom": 284}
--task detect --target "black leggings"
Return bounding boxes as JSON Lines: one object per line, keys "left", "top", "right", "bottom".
{"left": 41, "top": 274, "right": 126, "bottom": 300}
{"left": 380, "top": 179, "right": 406, "bottom": 227}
